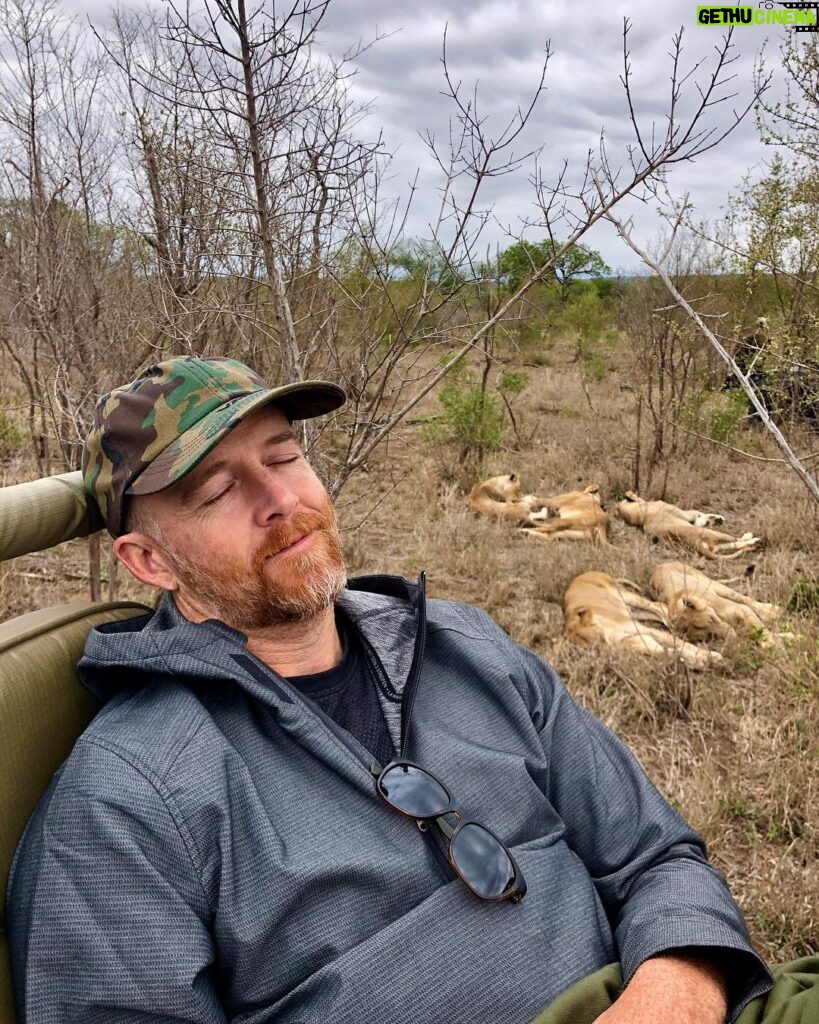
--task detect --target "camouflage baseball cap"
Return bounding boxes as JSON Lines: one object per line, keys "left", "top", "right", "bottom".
{"left": 82, "top": 356, "right": 346, "bottom": 537}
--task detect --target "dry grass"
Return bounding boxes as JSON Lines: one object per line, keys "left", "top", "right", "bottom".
{"left": 2, "top": 329, "right": 817, "bottom": 962}
{"left": 337, "top": 332, "right": 819, "bottom": 963}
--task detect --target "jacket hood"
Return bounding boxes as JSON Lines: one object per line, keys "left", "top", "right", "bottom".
{"left": 77, "top": 574, "right": 423, "bottom": 704}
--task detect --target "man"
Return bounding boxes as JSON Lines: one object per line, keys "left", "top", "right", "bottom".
{"left": 7, "top": 356, "right": 773, "bottom": 1023}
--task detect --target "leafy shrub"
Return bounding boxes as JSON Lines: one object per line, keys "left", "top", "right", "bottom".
{"left": 0, "top": 410, "right": 23, "bottom": 458}
{"left": 709, "top": 388, "right": 749, "bottom": 443}
{"left": 425, "top": 360, "right": 527, "bottom": 477}
{"left": 437, "top": 379, "right": 504, "bottom": 452}
{"left": 583, "top": 353, "right": 608, "bottom": 382}
{"left": 555, "top": 289, "right": 609, "bottom": 344}
{"left": 497, "top": 370, "right": 528, "bottom": 395}
{"left": 788, "top": 577, "right": 819, "bottom": 614}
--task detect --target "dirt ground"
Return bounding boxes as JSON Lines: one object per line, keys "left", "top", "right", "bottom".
{"left": 2, "top": 329, "right": 817, "bottom": 963}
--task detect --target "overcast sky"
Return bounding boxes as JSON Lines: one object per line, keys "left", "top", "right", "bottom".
{"left": 69, "top": 0, "right": 800, "bottom": 273}
{"left": 313, "top": 0, "right": 794, "bottom": 273}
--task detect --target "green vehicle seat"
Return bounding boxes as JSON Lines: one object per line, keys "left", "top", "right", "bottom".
{"left": 0, "top": 472, "right": 150, "bottom": 1024}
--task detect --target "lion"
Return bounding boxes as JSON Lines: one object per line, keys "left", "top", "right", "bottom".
{"left": 521, "top": 485, "right": 610, "bottom": 544}
{"left": 562, "top": 571, "right": 723, "bottom": 670}
{"left": 650, "top": 561, "right": 782, "bottom": 641}
{"left": 467, "top": 473, "right": 540, "bottom": 523}
{"left": 613, "top": 490, "right": 764, "bottom": 559}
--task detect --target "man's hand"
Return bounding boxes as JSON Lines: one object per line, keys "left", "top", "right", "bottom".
{"left": 593, "top": 951, "right": 729, "bottom": 1024}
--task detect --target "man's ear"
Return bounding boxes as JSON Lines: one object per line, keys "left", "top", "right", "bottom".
{"left": 113, "top": 533, "right": 179, "bottom": 591}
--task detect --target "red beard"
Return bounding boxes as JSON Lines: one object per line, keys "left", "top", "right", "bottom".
{"left": 165, "top": 496, "right": 347, "bottom": 631}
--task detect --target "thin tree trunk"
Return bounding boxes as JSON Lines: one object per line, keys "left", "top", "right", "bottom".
{"left": 89, "top": 533, "right": 101, "bottom": 602}
{"left": 107, "top": 544, "right": 118, "bottom": 602}
{"left": 236, "top": 0, "right": 302, "bottom": 383}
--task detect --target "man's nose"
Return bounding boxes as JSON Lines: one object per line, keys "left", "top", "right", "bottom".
{"left": 251, "top": 467, "right": 299, "bottom": 523}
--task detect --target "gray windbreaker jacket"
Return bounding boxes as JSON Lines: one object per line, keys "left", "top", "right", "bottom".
{"left": 8, "top": 574, "right": 771, "bottom": 1023}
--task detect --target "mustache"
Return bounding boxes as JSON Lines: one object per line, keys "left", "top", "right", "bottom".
{"left": 252, "top": 508, "right": 337, "bottom": 565}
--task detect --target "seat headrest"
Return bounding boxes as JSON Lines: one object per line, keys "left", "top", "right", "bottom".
{"left": 0, "top": 472, "right": 101, "bottom": 562}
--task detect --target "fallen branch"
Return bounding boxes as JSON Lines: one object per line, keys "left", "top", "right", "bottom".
{"left": 15, "top": 570, "right": 101, "bottom": 583}
{"left": 605, "top": 207, "right": 819, "bottom": 506}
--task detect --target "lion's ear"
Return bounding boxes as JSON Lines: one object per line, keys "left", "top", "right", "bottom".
{"left": 624, "top": 489, "right": 638, "bottom": 501}
{"left": 577, "top": 607, "right": 591, "bottom": 623}
{"left": 585, "top": 484, "right": 599, "bottom": 494}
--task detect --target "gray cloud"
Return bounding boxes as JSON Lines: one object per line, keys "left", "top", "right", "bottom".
{"left": 63, "top": 0, "right": 792, "bottom": 270}
{"left": 319, "top": 0, "right": 791, "bottom": 270}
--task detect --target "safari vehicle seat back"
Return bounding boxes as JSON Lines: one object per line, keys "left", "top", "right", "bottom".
{"left": 0, "top": 472, "right": 151, "bottom": 1024}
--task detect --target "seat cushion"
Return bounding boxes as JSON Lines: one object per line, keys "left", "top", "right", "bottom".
{"left": 0, "top": 601, "right": 151, "bottom": 1024}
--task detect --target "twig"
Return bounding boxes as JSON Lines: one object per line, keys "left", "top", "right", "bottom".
{"left": 499, "top": 389, "right": 523, "bottom": 448}
{"left": 674, "top": 423, "right": 810, "bottom": 464}
{"left": 607, "top": 664, "right": 659, "bottom": 722}
{"left": 342, "top": 475, "right": 405, "bottom": 531}
{"left": 577, "top": 365, "right": 597, "bottom": 414}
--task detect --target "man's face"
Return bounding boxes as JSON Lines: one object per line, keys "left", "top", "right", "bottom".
{"left": 132, "top": 405, "right": 346, "bottom": 631}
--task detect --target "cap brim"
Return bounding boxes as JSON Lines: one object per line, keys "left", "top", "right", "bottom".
{"left": 127, "top": 380, "right": 346, "bottom": 497}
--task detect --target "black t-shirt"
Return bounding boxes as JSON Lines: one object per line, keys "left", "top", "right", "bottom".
{"left": 286, "top": 614, "right": 396, "bottom": 769}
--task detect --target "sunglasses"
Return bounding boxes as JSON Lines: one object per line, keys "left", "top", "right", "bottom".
{"left": 375, "top": 759, "right": 527, "bottom": 904}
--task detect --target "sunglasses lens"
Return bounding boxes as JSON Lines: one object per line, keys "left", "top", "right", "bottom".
{"left": 450, "top": 823, "right": 515, "bottom": 900}
{"left": 379, "top": 764, "right": 450, "bottom": 817}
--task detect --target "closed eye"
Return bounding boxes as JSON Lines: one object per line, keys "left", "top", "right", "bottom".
{"left": 268, "top": 451, "right": 302, "bottom": 465}
{"left": 195, "top": 451, "right": 303, "bottom": 508}
{"left": 200, "top": 482, "right": 234, "bottom": 506}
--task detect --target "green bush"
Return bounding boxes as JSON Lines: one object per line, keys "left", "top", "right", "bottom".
{"left": 788, "top": 577, "right": 819, "bottom": 614}
{"left": 0, "top": 409, "right": 23, "bottom": 458}
{"left": 583, "top": 353, "right": 608, "bottom": 382}
{"left": 554, "top": 288, "right": 610, "bottom": 344}
{"left": 709, "top": 388, "right": 748, "bottom": 444}
{"left": 437, "top": 379, "right": 504, "bottom": 452}
{"left": 498, "top": 370, "right": 528, "bottom": 395}
{"left": 426, "top": 359, "right": 528, "bottom": 466}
